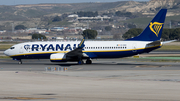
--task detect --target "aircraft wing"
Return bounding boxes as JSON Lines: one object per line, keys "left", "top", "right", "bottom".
{"left": 66, "top": 37, "right": 87, "bottom": 58}
{"left": 66, "top": 47, "right": 83, "bottom": 57}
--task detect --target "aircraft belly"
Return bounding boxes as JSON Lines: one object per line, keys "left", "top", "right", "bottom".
{"left": 11, "top": 53, "right": 51, "bottom": 59}
{"left": 85, "top": 50, "right": 143, "bottom": 58}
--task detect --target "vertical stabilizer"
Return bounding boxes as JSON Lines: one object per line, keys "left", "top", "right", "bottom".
{"left": 126, "top": 9, "right": 167, "bottom": 41}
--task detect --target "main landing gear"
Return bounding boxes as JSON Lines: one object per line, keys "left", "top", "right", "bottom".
{"left": 78, "top": 60, "right": 84, "bottom": 65}
{"left": 13, "top": 58, "right": 22, "bottom": 64}
{"left": 78, "top": 59, "right": 92, "bottom": 65}
{"left": 86, "top": 59, "right": 92, "bottom": 64}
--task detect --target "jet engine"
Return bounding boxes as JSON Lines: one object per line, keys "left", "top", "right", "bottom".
{"left": 50, "top": 53, "right": 67, "bottom": 62}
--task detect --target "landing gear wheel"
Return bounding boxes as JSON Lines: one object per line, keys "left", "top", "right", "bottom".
{"left": 18, "top": 60, "right": 22, "bottom": 64}
{"left": 78, "top": 60, "right": 84, "bottom": 65}
{"left": 86, "top": 59, "right": 92, "bottom": 64}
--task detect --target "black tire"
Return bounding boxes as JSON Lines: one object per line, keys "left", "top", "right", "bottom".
{"left": 18, "top": 61, "right": 22, "bottom": 64}
{"left": 86, "top": 59, "right": 92, "bottom": 64}
{"left": 78, "top": 60, "right": 84, "bottom": 65}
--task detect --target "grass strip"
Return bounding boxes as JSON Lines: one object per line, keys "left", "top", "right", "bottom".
{"left": 157, "top": 45, "right": 180, "bottom": 51}
{"left": 0, "top": 56, "right": 10, "bottom": 59}
{"left": 0, "top": 45, "right": 13, "bottom": 50}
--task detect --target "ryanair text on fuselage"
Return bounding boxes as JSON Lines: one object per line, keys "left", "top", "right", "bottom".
{"left": 25, "top": 44, "right": 78, "bottom": 51}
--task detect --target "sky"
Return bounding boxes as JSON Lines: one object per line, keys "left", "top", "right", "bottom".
{"left": 1, "top": 0, "right": 149, "bottom": 5}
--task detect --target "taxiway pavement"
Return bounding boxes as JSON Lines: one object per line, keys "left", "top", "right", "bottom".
{"left": 0, "top": 59, "right": 180, "bottom": 101}
{"left": 1, "top": 58, "right": 180, "bottom": 71}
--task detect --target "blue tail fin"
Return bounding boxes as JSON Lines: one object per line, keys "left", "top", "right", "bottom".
{"left": 126, "top": 9, "right": 167, "bottom": 41}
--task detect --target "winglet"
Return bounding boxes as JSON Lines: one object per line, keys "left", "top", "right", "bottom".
{"left": 78, "top": 37, "right": 85, "bottom": 48}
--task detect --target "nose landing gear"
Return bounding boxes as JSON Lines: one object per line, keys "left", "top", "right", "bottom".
{"left": 18, "top": 60, "right": 22, "bottom": 64}
{"left": 13, "top": 58, "right": 22, "bottom": 64}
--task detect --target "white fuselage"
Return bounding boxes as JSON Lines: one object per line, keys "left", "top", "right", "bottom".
{"left": 4, "top": 40, "right": 160, "bottom": 60}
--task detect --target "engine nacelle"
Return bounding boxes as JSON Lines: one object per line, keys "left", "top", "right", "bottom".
{"left": 50, "top": 53, "right": 67, "bottom": 62}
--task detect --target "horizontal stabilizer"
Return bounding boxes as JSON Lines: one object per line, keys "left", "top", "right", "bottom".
{"left": 162, "top": 40, "right": 177, "bottom": 45}
{"left": 147, "top": 40, "right": 161, "bottom": 46}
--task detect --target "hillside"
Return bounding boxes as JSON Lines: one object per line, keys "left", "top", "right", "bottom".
{"left": 0, "top": 2, "right": 128, "bottom": 21}
{"left": 113, "top": 0, "right": 180, "bottom": 15}
{"left": 0, "top": 0, "right": 180, "bottom": 30}
{"left": 1, "top": 0, "right": 180, "bottom": 21}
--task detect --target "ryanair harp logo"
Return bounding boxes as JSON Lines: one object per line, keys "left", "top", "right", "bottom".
{"left": 149, "top": 22, "right": 164, "bottom": 37}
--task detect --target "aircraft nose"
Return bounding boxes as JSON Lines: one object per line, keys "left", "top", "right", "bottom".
{"left": 4, "top": 50, "right": 9, "bottom": 56}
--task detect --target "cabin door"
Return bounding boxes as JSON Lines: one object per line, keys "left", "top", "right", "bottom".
{"left": 19, "top": 46, "right": 23, "bottom": 53}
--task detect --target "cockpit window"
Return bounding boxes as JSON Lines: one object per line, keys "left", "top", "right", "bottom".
{"left": 10, "top": 47, "right": 15, "bottom": 49}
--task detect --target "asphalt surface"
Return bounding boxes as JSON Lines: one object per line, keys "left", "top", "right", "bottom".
{"left": 0, "top": 51, "right": 4, "bottom": 56}
{"left": 1, "top": 58, "right": 180, "bottom": 101}
{"left": 1, "top": 58, "right": 180, "bottom": 71}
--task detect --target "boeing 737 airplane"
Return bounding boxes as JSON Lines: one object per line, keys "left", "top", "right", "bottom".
{"left": 4, "top": 9, "right": 172, "bottom": 64}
